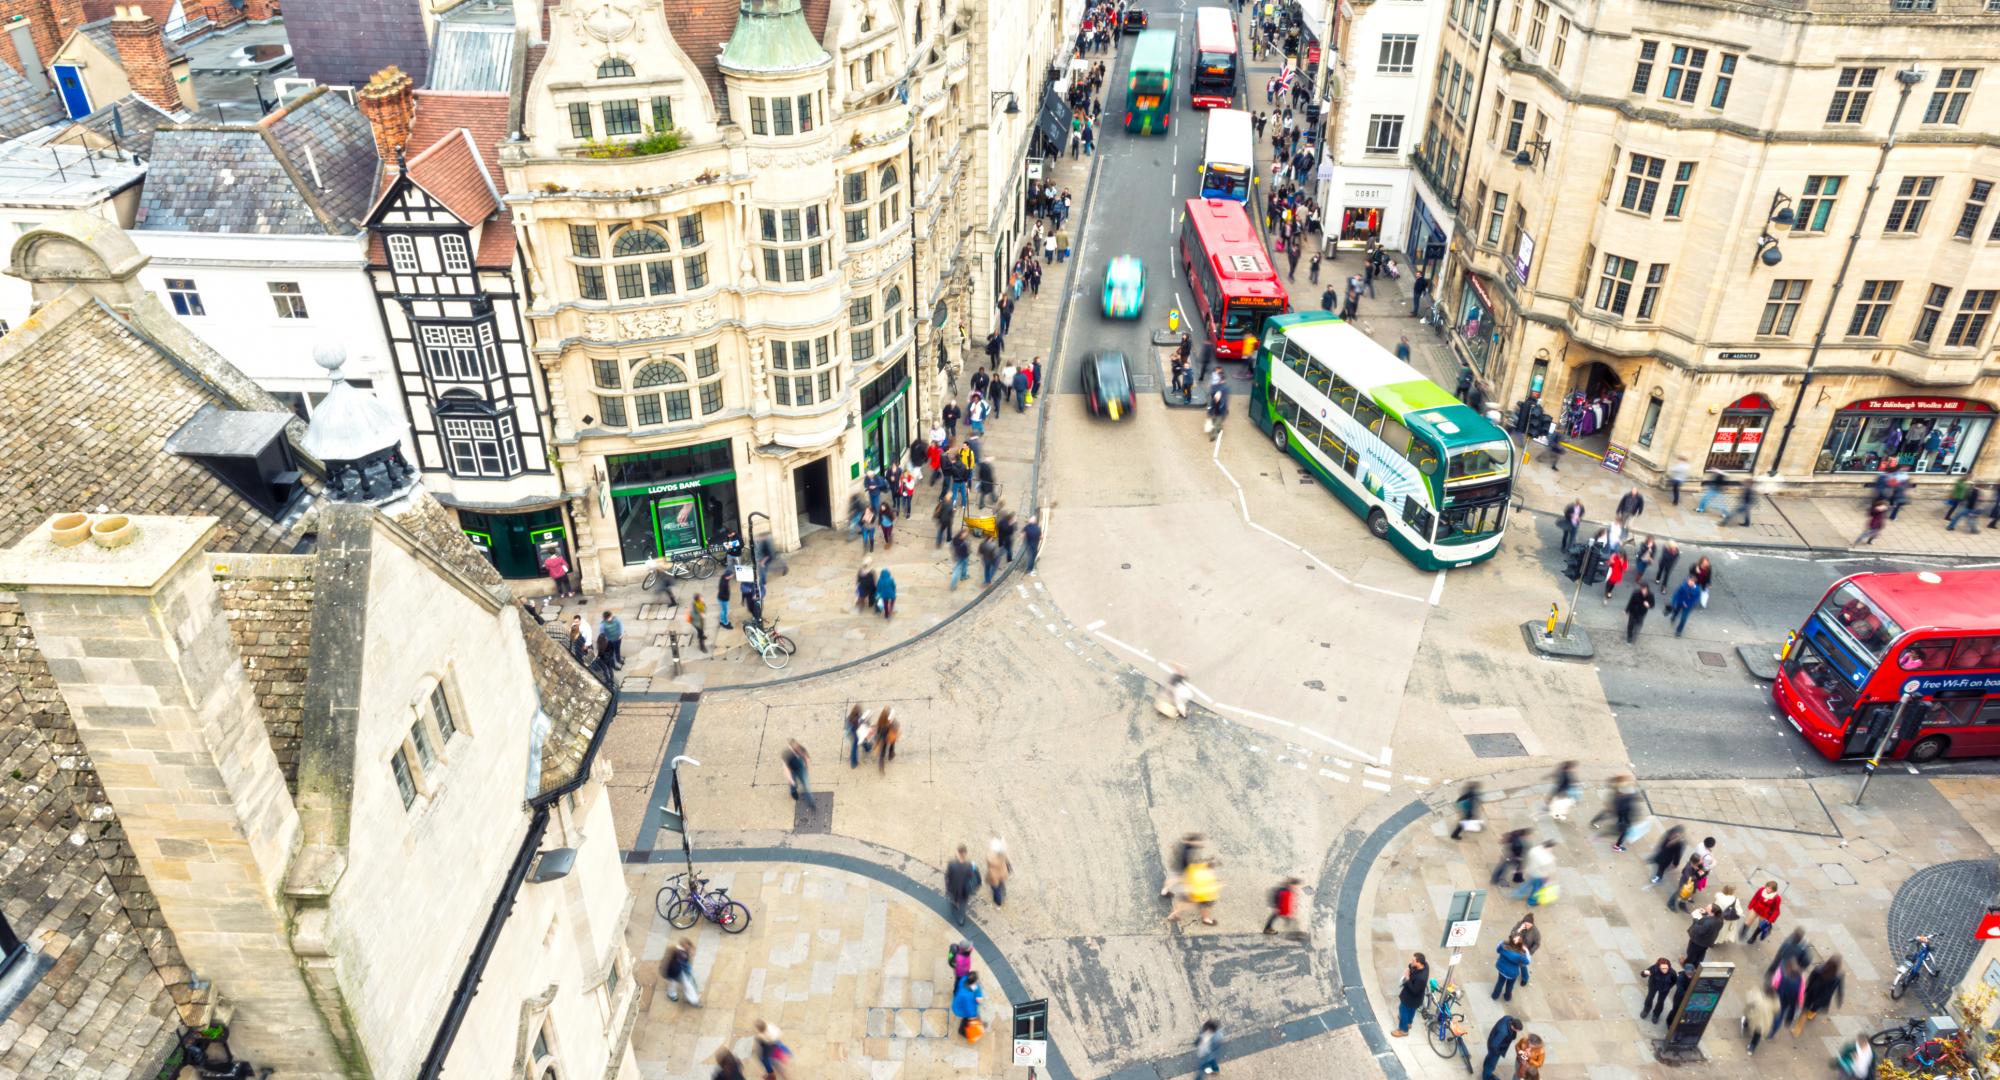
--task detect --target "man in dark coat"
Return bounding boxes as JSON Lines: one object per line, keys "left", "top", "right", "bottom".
{"left": 946, "top": 845, "right": 980, "bottom": 925}
{"left": 1685, "top": 905, "right": 1724, "bottom": 966}
{"left": 1479, "top": 1015, "right": 1521, "bottom": 1080}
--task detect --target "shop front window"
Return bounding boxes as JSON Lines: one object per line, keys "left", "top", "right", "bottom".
{"left": 1340, "top": 206, "right": 1384, "bottom": 242}
{"left": 607, "top": 441, "right": 741, "bottom": 565}
{"left": 1815, "top": 398, "right": 1995, "bottom": 475}
{"left": 1704, "top": 394, "right": 1773, "bottom": 472}
{"left": 1455, "top": 279, "right": 1495, "bottom": 372}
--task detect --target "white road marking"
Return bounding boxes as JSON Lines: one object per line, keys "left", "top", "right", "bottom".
{"left": 1212, "top": 702, "right": 1381, "bottom": 765}
{"left": 1086, "top": 619, "right": 1106, "bottom": 631}
{"left": 1093, "top": 628, "right": 1157, "bottom": 665}
{"left": 1172, "top": 173, "right": 1177, "bottom": 196}
{"left": 1364, "top": 766, "right": 1392, "bottom": 778}
{"left": 1045, "top": 622, "right": 1059, "bottom": 634}
{"left": 1247, "top": 744, "right": 1265, "bottom": 753}
{"left": 1429, "top": 570, "right": 1446, "bottom": 606}
{"left": 1403, "top": 775, "right": 1432, "bottom": 785}
{"left": 1332, "top": 759, "right": 1352, "bottom": 769}
{"left": 1028, "top": 603, "right": 1043, "bottom": 617}
{"left": 1208, "top": 443, "right": 1430, "bottom": 605}
{"left": 1362, "top": 780, "right": 1392, "bottom": 792}
{"left": 1380, "top": 746, "right": 1393, "bottom": 767}
{"left": 1321, "top": 769, "right": 1349, "bottom": 782}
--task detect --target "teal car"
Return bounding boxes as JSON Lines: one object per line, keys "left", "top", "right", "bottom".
{"left": 1102, "top": 255, "right": 1146, "bottom": 319}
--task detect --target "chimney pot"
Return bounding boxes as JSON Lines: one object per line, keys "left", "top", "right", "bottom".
{"left": 109, "top": 5, "right": 182, "bottom": 114}
{"left": 356, "top": 66, "right": 416, "bottom": 166}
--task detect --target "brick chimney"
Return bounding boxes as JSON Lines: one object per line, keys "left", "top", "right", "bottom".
{"left": 51, "top": 0, "right": 91, "bottom": 42}
{"left": 242, "top": 0, "right": 276, "bottom": 21}
{"left": 110, "top": 5, "right": 181, "bottom": 113}
{"left": 356, "top": 66, "right": 416, "bottom": 165}
{"left": 200, "top": 0, "right": 244, "bottom": 30}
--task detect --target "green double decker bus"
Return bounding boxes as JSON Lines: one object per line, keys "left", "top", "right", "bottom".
{"left": 1125, "top": 28, "right": 1178, "bottom": 134}
{"left": 1248, "top": 312, "right": 1515, "bottom": 570}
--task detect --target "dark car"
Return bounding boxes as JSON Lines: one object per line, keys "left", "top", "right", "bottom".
{"left": 1082, "top": 350, "right": 1136, "bottom": 420}
{"left": 1121, "top": 8, "right": 1148, "bottom": 32}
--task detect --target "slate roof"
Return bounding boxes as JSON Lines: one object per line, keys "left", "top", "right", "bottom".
{"left": 665, "top": 0, "right": 830, "bottom": 118}
{"left": 74, "top": 17, "right": 190, "bottom": 62}
{"left": 368, "top": 90, "right": 517, "bottom": 267}
{"left": 0, "top": 56, "right": 65, "bottom": 141}
{"left": 136, "top": 87, "right": 379, "bottom": 234}
{"left": 68, "top": 95, "right": 183, "bottom": 160}
{"left": 283, "top": 0, "right": 431, "bottom": 90}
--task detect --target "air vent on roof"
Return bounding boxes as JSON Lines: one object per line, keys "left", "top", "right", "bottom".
{"left": 165, "top": 406, "right": 305, "bottom": 518}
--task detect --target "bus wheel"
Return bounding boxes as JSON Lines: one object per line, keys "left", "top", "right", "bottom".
{"left": 1273, "top": 423, "right": 1289, "bottom": 452}
{"left": 1366, "top": 508, "right": 1391, "bottom": 539}
{"left": 1907, "top": 735, "right": 1949, "bottom": 764}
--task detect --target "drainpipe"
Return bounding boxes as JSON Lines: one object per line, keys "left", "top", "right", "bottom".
{"left": 1765, "top": 66, "right": 1926, "bottom": 478}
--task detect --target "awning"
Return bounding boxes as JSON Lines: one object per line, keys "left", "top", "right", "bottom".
{"left": 1467, "top": 274, "right": 1497, "bottom": 314}
{"left": 1037, "top": 86, "right": 1071, "bottom": 151}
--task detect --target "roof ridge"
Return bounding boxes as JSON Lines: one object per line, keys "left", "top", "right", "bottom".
{"left": 257, "top": 124, "right": 345, "bottom": 235}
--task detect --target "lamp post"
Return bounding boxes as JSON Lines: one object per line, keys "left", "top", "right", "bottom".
{"left": 1511, "top": 138, "right": 1551, "bottom": 169}
{"left": 666, "top": 755, "right": 701, "bottom": 885}
{"left": 1752, "top": 191, "right": 1796, "bottom": 268}
{"left": 1766, "top": 65, "right": 1926, "bottom": 478}
{"left": 746, "top": 510, "right": 771, "bottom": 594}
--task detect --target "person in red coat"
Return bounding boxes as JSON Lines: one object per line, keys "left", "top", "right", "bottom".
{"left": 1744, "top": 881, "right": 1783, "bottom": 943}
{"left": 1263, "top": 876, "right": 1302, "bottom": 936}
{"left": 1602, "top": 547, "right": 1629, "bottom": 603}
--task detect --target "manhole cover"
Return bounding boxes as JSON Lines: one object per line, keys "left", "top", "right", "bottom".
{"left": 1465, "top": 732, "right": 1528, "bottom": 758}
{"left": 1304, "top": 679, "right": 1325, "bottom": 691}
{"left": 1697, "top": 651, "right": 1728, "bottom": 668}
{"left": 793, "top": 791, "right": 832, "bottom": 834}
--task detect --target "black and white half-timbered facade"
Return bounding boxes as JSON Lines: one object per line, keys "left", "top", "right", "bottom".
{"left": 363, "top": 87, "right": 570, "bottom": 579}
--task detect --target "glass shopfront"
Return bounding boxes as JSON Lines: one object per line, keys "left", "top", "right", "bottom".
{"left": 1340, "top": 206, "right": 1384, "bottom": 244}
{"left": 1406, "top": 196, "right": 1448, "bottom": 281}
{"left": 607, "top": 440, "right": 741, "bottom": 565}
{"left": 1816, "top": 397, "right": 1995, "bottom": 475}
{"left": 1704, "top": 394, "right": 1774, "bottom": 474}
{"left": 1454, "top": 275, "right": 1496, "bottom": 373}
{"left": 459, "top": 506, "right": 569, "bottom": 579}
{"left": 860, "top": 358, "right": 911, "bottom": 476}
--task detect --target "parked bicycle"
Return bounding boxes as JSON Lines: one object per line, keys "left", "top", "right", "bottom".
{"left": 743, "top": 616, "right": 796, "bottom": 670}
{"left": 1889, "top": 934, "right": 1938, "bottom": 1001}
{"left": 666, "top": 880, "right": 752, "bottom": 933}
{"left": 653, "top": 870, "right": 693, "bottom": 921}
{"left": 1869, "top": 1015, "right": 1970, "bottom": 1073}
{"left": 642, "top": 547, "right": 720, "bottom": 590}
{"left": 1419, "top": 979, "right": 1473, "bottom": 1071}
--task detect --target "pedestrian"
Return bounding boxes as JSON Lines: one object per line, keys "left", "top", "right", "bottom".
{"left": 1624, "top": 583, "right": 1655, "bottom": 643}
{"left": 996, "top": 509, "right": 1018, "bottom": 562}
{"left": 1546, "top": 759, "right": 1578, "bottom": 820}
{"left": 1633, "top": 535, "right": 1656, "bottom": 582}
{"left": 1771, "top": 954, "right": 1807, "bottom": 1034}
{"left": 1194, "top": 1020, "right": 1223, "bottom": 1075}
{"left": 1989, "top": 481, "right": 2000, "bottom": 529}
{"left": 1013, "top": 366, "right": 1031, "bottom": 411}
{"left": 599, "top": 609, "right": 624, "bottom": 669}
{"left": 1022, "top": 514, "right": 1043, "bottom": 572}
{"left": 1601, "top": 544, "right": 1627, "bottom": 603}
{"left": 1668, "top": 958, "right": 1699, "bottom": 1019}
{"left": 1511, "top": 912, "right": 1541, "bottom": 986}
{"left": 1492, "top": 935, "right": 1531, "bottom": 1001}
{"left": 1743, "top": 880, "right": 1782, "bottom": 943}
{"left": 1516, "top": 840, "right": 1557, "bottom": 905}
{"left": 1796, "top": 955, "right": 1844, "bottom": 1034}
{"left": 1391, "top": 953, "right": 1430, "bottom": 1037}
{"left": 1654, "top": 538, "right": 1680, "bottom": 587}
{"left": 566, "top": 613, "right": 588, "bottom": 659}
{"left": 979, "top": 536, "right": 1000, "bottom": 585}
{"left": 1948, "top": 484, "right": 1983, "bottom": 532}
{"left": 1639, "top": 957, "right": 1676, "bottom": 1023}
{"left": 949, "top": 529, "right": 971, "bottom": 589}
{"left": 1669, "top": 836, "right": 1716, "bottom": 912}
{"left": 1162, "top": 832, "right": 1202, "bottom": 897}
{"left": 688, "top": 593, "right": 709, "bottom": 653}
{"left": 1647, "top": 825, "right": 1686, "bottom": 886}
{"left": 1058, "top": 226, "right": 1072, "bottom": 260}
{"left": 1513, "top": 1033, "right": 1544, "bottom": 1079}
{"left": 660, "top": 937, "right": 701, "bottom": 1005}
{"left": 873, "top": 707, "right": 899, "bottom": 772}
{"left": 986, "top": 838, "right": 1012, "bottom": 905}
{"left": 946, "top": 844, "right": 979, "bottom": 925}
{"left": 874, "top": 567, "right": 896, "bottom": 619}
{"left": 781, "top": 739, "right": 813, "bottom": 809}
{"left": 843, "top": 704, "right": 867, "bottom": 768}
{"left": 1479, "top": 1015, "right": 1521, "bottom": 1080}
{"left": 950, "top": 971, "right": 985, "bottom": 1040}
{"left": 1450, "top": 780, "right": 1483, "bottom": 840}
{"left": 1165, "top": 851, "right": 1220, "bottom": 926}
{"left": 1856, "top": 498, "right": 1889, "bottom": 544}
{"left": 713, "top": 1047, "right": 747, "bottom": 1080}
{"left": 1394, "top": 334, "right": 1412, "bottom": 363}
{"left": 1411, "top": 269, "right": 1430, "bottom": 318}
{"left": 1768, "top": 927, "right": 1810, "bottom": 978}
{"left": 1616, "top": 486, "right": 1645, "bottom": 525}
{"left": 1667, "top": 456, "right": 1691, "bottom": 505}
{"left": 1743, "top": 984, "right": 1781, "bottom": 1052}
{"left": 1320, "top": 284, "right": 1335, "bottom": 312}
{"left": 752, "top": 1021, "right": 793, "bottom": 1079}
{"left": 942, "top": 400, "right": 961, "bottom": 442}
{"left": 1492, "top": 828, "right": 1530, "bottom": 885}
{"left": 1727, "top": 473, "right": 1759, "bottom": 526}
{"left": 1308, "top": 252, "right": 1321, "bottom": 283}
{"left": 1685, "top": 905, "right": 1724, "bottom": 966}
{"left": 1042, "top": 230, "right": 1057, "bottom": 264}
{"left": 1714, "top": 883, "right": 1744, "bottom": 927}
{"left": 1558, "top": 499, "right": 1584, "bottom": 551}
{"left": 1262, "top": 876, "right": 1302, "bottom": 936}
{"left": 1663, "top": 574, "right": 1701, "bottom": 637}
{"left": 855, "top": 558, "right": 878, "bottom": 611}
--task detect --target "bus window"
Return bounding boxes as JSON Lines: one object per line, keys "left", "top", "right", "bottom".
{"left": 1305, "top": 359, "right": 1332, "bottom": 391}
{"left": 1816, "top": 583, "right": 1903, "bottom": 662}
{"left": 1404, "top": 437, "right": 1441, "bottom": 476}
{"left": 1264, "top": 325, "right": 1289, "bottom": 364}
{"left": 1297, "top": 412, "right": 1322, "bottom": 445}
{"left": 1951, "top": 636, "right": 2000, "bottom": 669}
{"left": 1328, "top": 377, "right": 1358, "bottom": 413}
{"left": 1930, "top": 692, "right": 1986, "bottom": 726}
{"left": 1897, "top": 640, "right": 1956, "bottom": 672}
{"left": 1448, "top": 443, "right": 1512, "bottom": 481}
{"left": 1319, "top": 428, "right": 1346, "bottom": 460}
{"left": 1402, "top": 496, "right": 1435, "bottom": 538}
{"left": 1379, "top": 417, "right": 1412, "bottom": 456}
{"left": 1353, "top": 397, "right": 1384, "bottom": 434}
{"left": 1982, "top": 698, "right": 2000, "bottom": 725}
{"left": 1276, "top": 394, "right": 1299, "bottom": 427}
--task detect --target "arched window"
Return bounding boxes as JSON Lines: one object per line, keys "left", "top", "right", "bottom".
{"left": 612, "top": 228, "right": 671, "bottom": 256}
{"left": 878, "top": 163, "right": 899, "bottom": 190}
{"left": 597, "top": 58, "right": 635, "bottom": 78}
{"left": 387, "top": 233, "right": 418, "bottom": 273}
{"left": 633, "top": 361, "right": 688, "bottom": 387}
{"left": 883, "top": 284, "right": 906, "bottom": 343}
{"left": 592, "top": 347, "right": 722, "bottom": 429}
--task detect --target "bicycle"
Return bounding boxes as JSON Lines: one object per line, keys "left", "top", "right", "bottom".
{"left": 1869, "top": 1016, "right": 1969, "bottom": 1074}
{"left": 666, "top": 882, "right": 752, "bottom": 933}
{"left": 1889, "top": 934, "right": 1938, "bottom": 1001}
{"left": 641, "top": 548, "right": 719, "bottom": 590}
{"left": 653, "top": 870, "right": 693, "bottom": 921}
{"left": 1419, "top": 979, "right": 1473, "bottom": 1071}
{"left": 743, "top": 616, "right": 796, "bottom": 670}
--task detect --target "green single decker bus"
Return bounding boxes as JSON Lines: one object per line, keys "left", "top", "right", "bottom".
{"left": 1125, "top": 28, "right": 1178, "bottom": 134}
{"left": 1249, "top": 312, "right": 1515, "bottom": 570}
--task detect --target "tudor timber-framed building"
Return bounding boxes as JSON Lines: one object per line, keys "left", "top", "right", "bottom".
{"left": 502, "top": 0, "right": 978, "bottom": 590}
{"left": 1423, "top": 0, "right": 2000, "bottom": 488}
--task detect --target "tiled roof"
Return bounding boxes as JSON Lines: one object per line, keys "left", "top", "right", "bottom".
{"left": 393, "top": 89, "right": 515, "bottom": 265}
{"left": 522, "top": 42, "right": 548, "bottom": 94}
{"left": 0, "top": 55, "right": 65, "bottom": 141}
{"left": 665, "top": 0, "right": 831, "bottom": 118}
{"left": 406, "top": 130, "right": 498, "bottom": 226}
{"left": 78, "top": 0, "right": 183, "bottom": 29}
{"left": 408, "top": 90, "right": 509, "bottom": 190}
{"left": 136, "top": 88, "right": 379, "bottom": 234}
{"left": 283, "top": 0, "right": 432, "bottom": 90}
{"left": 216, "top": 561, "right": 316, "bottom": 791}
{"left": 70, "top": 94, "right": 183, "bottom": 160}
{"left": 474, "top": 212, "right": 515, "bottom": 267}
{"left": 0, "top": 297, "right": 311, "bottom": 553}
{"left": 75, "top": 17, "right": 189, "bottom": 62}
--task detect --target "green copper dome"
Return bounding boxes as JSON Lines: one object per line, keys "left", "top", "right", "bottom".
{"left": 718, "top": 0, "right": 830, "bottom": 75}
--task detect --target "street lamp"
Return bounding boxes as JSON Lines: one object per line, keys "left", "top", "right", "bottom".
{"left": 1753, "top": 191, "right": 1795, "bottom": 268}
{"left": 991, "top": 91, "right": 1021, "bottom": 114}
{"left": 1511, "top": 138, "right": 1550, "bottom": 168}
{"left": 663, "top": 755, "right": 701, "bottom": 886}
{"left": 746, "top": 510, "right": 771, "bottom": 593}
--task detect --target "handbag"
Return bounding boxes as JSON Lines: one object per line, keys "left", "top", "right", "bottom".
{"left": 1677, "top": 879, "right": 1696, "bottom": 901}
{"left": 1460, "top": 819, "right": 1484, "bottom": 833}
{"left": 1531, "top": 883, "right": 1560, "bottom": 906}
{"left": 1204, "top": 418, "right": 1216, "bottom": 435}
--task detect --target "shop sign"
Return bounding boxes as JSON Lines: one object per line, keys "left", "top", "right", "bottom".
{"left": 1711, "top": 428, "right": 1738, "bottom": 454}
{"left": 1847, "top": 397, "right": 1996, "bottom": 414}
{"left": 612, "top": 470, "right": 738, "bottom": 498}
{"left": 1307, "top": 44, "right": 1321, "bottom": 63}
{"left": 1345, "top": 185, "right": 1389, "bottom": 203}
{"left": 1467, "top": 274, "right": 1496, "bottom": 314}
{"left": 1601, "top": 444, "right": 1628, "bottom": 473}
{"left": 1512, "top": 233, "right": 1535, "bottom": 285}
{"left": 1737, "top": 427, "right": 1764, "bottom": 447}
{"left": 1717, "top": 351, "right": 1760, "bottom": 361}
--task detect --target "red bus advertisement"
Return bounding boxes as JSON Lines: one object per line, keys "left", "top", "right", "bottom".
{"left": 1191, "top": 6, "right": 1238, "bottom": 109}
{"left": 1178, "top": 197, "right": 1289, "bottom": 360}
{"left": 1774, "top": 570, "right": 2000, "bottom": 763}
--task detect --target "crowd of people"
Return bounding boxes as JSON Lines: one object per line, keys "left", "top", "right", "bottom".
{"left": 1558, "top": 487, "right": 1719, "bottom": 642}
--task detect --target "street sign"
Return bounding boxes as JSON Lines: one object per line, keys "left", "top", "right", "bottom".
{"left": 658, "top": 809, "right": 685, "bottom": 834}
{"left": 1666, "top": 962, "right": 1734, "bottom": 1051}
{"left": 1977, "top": 909, "right": 2000, "bottom": 940}
{"left": 1441, "top": 889, "right": 1486, "bottom": 949}
{"left": 1011, "top": 999, "right": 1049, "bottom": 1069}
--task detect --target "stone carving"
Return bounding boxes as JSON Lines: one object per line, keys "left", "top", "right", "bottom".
{"left": 580, "top": 308, "right": 684, "bottom": 341}
{"left": 747, "top": 145, "right": 836, "bottom": 169}
{"left": 852, "top": 252, "right": 876, "bottom": 278}
{"left": 577, "top": 0, "right": 641, "bottom": 42}
{"left": 693, "top": 299, "right": 719, "bottom": 330}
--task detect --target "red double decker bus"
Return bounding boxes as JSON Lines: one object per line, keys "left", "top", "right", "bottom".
{"left": 1190, "top": 6, "right": 1239, "bottom": 109}
{"left": 1774, "top": 570, "right": 2000, "bottom": 763}
{"left": 1178, "top": 197, "right": 1289, "bottom": 360}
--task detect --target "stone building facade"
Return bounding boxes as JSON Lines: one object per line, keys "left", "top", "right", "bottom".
{"left": 1428, "top": 0, "right": 2000, "bottom": 487}
{"left": 503, "top": 0, "right": 981, "bottom": 588}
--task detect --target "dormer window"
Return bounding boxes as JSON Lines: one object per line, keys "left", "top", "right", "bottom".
{"left": 598, "top": 57, "right": 635, "bottom": 78}
{"left": 747, "top": 94, "right": 817, "bottom": 136}
{"left": 441, "top": 235, "right": 471, "bottom": 273}
{"left": 388, "top": 234, "right": 419, "bottom": 273}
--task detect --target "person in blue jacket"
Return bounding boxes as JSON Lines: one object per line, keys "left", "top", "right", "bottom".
{"left": 1492, "top": 935, "right": 1532, "bottom": 1001}
{"left": 875, "top": 568, "right": 897, "bottom": 620}
{"left": 1479, "top": 1015, "right": 1521, "bottom": 1080}
{"left": 950, "top": 971, "right": 985, "bottom": 1039}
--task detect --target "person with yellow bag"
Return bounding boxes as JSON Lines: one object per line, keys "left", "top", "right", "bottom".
{"left": 1167, "top": 857, "right": 1221, "bottom": 926}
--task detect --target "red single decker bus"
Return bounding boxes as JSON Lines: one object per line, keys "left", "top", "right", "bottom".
{"left": 1774, "top": 569, "right": 2000, "bottom": 763}
{"left": 1179, "top": 197, "right": 1289, "bottom": 360}
{"left": 1191, "top": 6, "right": 1239, "bottom": 109}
